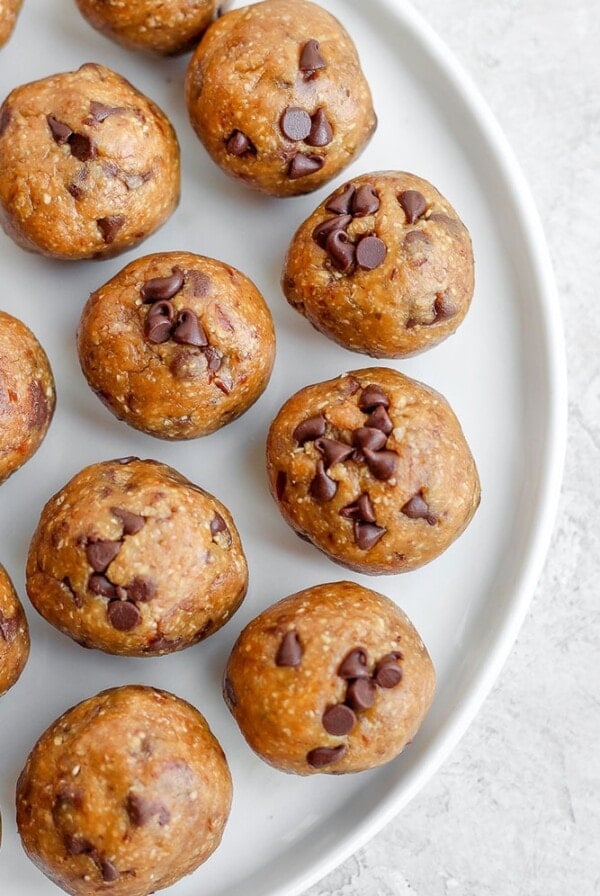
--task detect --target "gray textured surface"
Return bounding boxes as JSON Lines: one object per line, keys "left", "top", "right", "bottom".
{"left": 307, "top": 1, "right": 600, "bottom": 894}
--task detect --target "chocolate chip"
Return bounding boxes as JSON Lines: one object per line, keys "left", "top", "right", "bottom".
{"left": 64, "top": 835, "right": 94, "bottom": 856}
{"left": 62, "top": 576, "right": 83, "bottom": 608}
{"left": 276, "top": 471, "right": 287, "bottom": 501}
{"left": 293, "top": 414, "right": 326, "bottom": 444}
{"left": 204, "top": 345, "right": 223, "bottom": 372}
{"left": 67, "top": 182, "right": 84, "bottom": 200}
{"left": 366, "top": 405, "right": 393, "bottom": 435}
{"left": 309, "top": 459, "right": 337, "bottom": 501}
{"left": 325, "top": 184, "right": 355, "bottom": 215}
{"left": 353, "top": 426, "right": 387, "bottom": 452}
{"left": 187, "top": 270, "right": 211, "bottom": 297}
{"left": 47, "top": 115, "right": 72, "bottom": 144}
{"left": 226, "top": 129, "right": 256, "bottom": 156}
{"left": 210, "top": 513, "right": 227, "bottom": 536}
{"left": 358, "top": 384, "right": 390, "bottom": 412}
{"left": 86, "top": 540, "right": 120, "bottom": 573}
{"left": 322, "top": 704, "right": 356, "bottom": 736}
{"left": 224, "top": 675, "right": 237, "bottom": 707}
{"left": 352, "top": 185, "right": 380, "bottom": 217}
{"left": 128, "top": 577, "right": 156, "bottom": 603}
{"left": 88, "top": 101, "right": 124, "bottom": 123}
{"left": 97, "top": 215, "right": 125, "bottom": 244}
{"left": 338, "top": 647, "right": 369, "bottom": 679}
{"left": 125, "top": 792, "right": 170, "bottom": 827}
{"left": 107, "top": 600, "right": 141, "bottom": 631}
{"left": 99, "top": 858, "right": 119, "bottom": 882}
{"left": 54, "top": 785, "right": 83, "bottom": 810}
{"left": 401, "top": 492, "right": 437, "bottom": 525}
{"left": 345, "top": 677, "right": 376, "bottom": 712}
{"left": 356, "top": 235, "right": 387, "bottom": 270}
{"left": 314, "top": 437, "right": 354, "bottom": 469}
{"left": 354, "top": 521, "right": 386, "bottom": 550}
{"left": 325, "top": 229, "right": 355, "bottom": 272}
{"left": 312, "top": 214, "right": 351, "bottom": 248}
{"left": 172, "top": 308, "right": 208, "bottom": 347}
{"left": 280, "top": 107, "right": 312, "bottom": 142}
{"left": 29, "top": 380, "right": 49, "bottom": 428}
{"left": 111, "top": 507, "right": 144, "bottom": 535}
{"left": 399, "top": 189, "right": 427, "bottom": 224}
{"left": 145, "top": 300, "right": 175, "bottom": 344}
{"left": 88, "top": 574, "right": 117, "bottom": 598}
{"left": 363, "top": 448, "right": 398, "bottom": 481}
{"left": 339, "top": 493, "right": 376, "bottom": 524}
{"left": 68, "top": 132, "right": 96, "bottom": 162}
{"left": 275, "top": 630, "right": 303, "bottom": 667}
{"left": 0, "top": 105, "right": 12, "bottom": 137}
{"left": 140, "top": 269, "right": 185, "bottom": 303}
{"left": 0, "top": 612, "right": 18, "bottom": 642}
{"left": 288, "top": 152, "right": 324, "bottom": 179}
{"left": 434, "top": 291, "right": 457, "bottom": 320}
{"left": 306, "top": 108, "right": 333, "bottom": 146}
{"left": 307, "top": 744, "right": 347, "bottom": 768}
{"left": 374, "top": 653, "right": 403, "bottom": 688}
{"left": 299, "top": 39, "right": 326, "bottom": 77}
{"left": 215, "top": 371, "right": 233, "bottom": 394}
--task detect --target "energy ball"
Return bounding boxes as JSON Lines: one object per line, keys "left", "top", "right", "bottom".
{"left": 266, "top": 368, "right": 480, "bottom": 575}
{"left": 0, "top": 563, "right": 30, "bottom": 697}
{"left": 0, "top": 63, "right": 180, "bottom": 260}
{"left": 77, "top": 252, "right": 275, "bottom": 440}
{"left": 0, "top": 0, "right": 23, "bottom": 47}
{"left": 224, "top": 581, "right": 436, "bottom": 775}
{"left": 17, "top": 685, "right": 232, "bottom": 896}
{"left": 185, "top": 0, "right": 377, "bottom": 197}
{"left": 283, "top": 171, "right": 474, "bottom": 357}
{"left": 26, "top": 458, "right": 248, "bottom": 656}
{"left": 0, "top": 310, "right": 55, "bottom": 485}
{"left": 74, "top": 0, "right": 219, "bottom": 56}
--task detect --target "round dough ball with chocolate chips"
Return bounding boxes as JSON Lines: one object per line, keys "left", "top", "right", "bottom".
{"left": 17, "top": 685, "right": 232, "bottom": 896}
{"left": 266, "top": 368, "right": 480, "bottom": 575}
{"left": 185, "top": 0, "right": 376, "bottom": 197}
{"left": 0, "top": 0, "right": 23, "bottom": 47}
{"left": 26, "top": 458, "right": 248, "bottom": 656}
{"left": 77, "top": 252, "right": 275, "bottom": 440}
{"left": 283, "top": 171, "right": 474, "bottom": 356}
{"left": 225, "top": 581, "right": 435, "bottom": 775}
{"left": 0, "top": 564, "right": 30, "bottom": 697}
{"left": 0, "top": 310, "right": 55, "bottom": 485}
{"left": 74, "top": 0, "right": 218, "bottom": 56}
{"left": 0, "top": 63, "right": 180, "bottom": 260}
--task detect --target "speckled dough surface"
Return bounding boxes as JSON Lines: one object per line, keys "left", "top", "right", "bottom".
{"left": 185, "top": 0, "right": 377, "bottom": 197}
{"left": 77, "top": 252, "right": 275, "bottom": 440}
{"left": 16, "top": 685, "right": 232, "bottom": 896}
{"left": 224, "top": 581, "right": 436, "bottom": 775}
{"left": 0, "top": 563, "right": 30, "bottom": 697}
{"left": 0, "top": 63, "right": 180, "bottom": 260}
{"left": 267, "top": 368, "right": 480, "bottom": 574}
{"left": 283, "top": 171, "right": 474, "bottom": 357}
{"left": 0, "top": 0, "right": 23, "bottom": 47}
{"left": 74, "top": 0, "right": 218, "bottom": 56}
{"left": 26, "top": 458, "right": 248, "bottom": 656}
{"left": 0, "top": 310, "right": 55, "bottom": 485}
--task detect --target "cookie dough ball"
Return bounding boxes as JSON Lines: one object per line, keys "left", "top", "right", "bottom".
{"left": 0, "top": 310, "right": 55, "bottom": 485}
{"left": 74, "top": 0, "right": 218, "bottom": 56}
{"left": 225, "top": 581, "right": 435, "bottom": 774}
{"left": 267, "top": 368, "right": 480, "bottom": 575}
{"left": 77, "top": 252, "right": 275, "bottom": 440}
{"left": 185, "top": 0, "right": 377, "bottom": 197}
{"left": 0, "top": 63, "right": 180, "bottom": 260}
{"left": 26, "top": 458, "right": 248, "bottom": 656}
{"left": 17, "top": 685, "right": 232, "bottom": 896}
{"left": 0, "top": 0, "right": 23, "bottom": 47}
{"left": 283, "top": 171, "right": 474, "bottom": 357}
{"left": 0, "top": 564, "right": 30, "bottom": 697}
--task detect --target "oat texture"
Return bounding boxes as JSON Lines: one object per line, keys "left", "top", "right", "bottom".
{"left": 0, "top": 563, "right": 30, "bottom": 697}
{"left": 0, "top": 0, "right": 22, "bottom": 47}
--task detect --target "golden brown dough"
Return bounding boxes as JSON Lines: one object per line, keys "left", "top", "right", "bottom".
{"left": 17, "top": 685, "right": 232, "bottom": 896}
{"left": 0, "top": 0, "right": 23, "bottom": 48}
{"left": 26, "top": 458, "right": 248, "bottom": 656}
{"left": 0, "top": 563, "right": 30, "bottom": 697}
{"left": 266, "top": 368, "right": 480, "bottom": 574}
{"left": 0, "top": 63, "right": 180, "bottom": 260}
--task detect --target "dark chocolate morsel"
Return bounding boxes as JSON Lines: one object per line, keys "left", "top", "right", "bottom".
{"left": 64, "top": 835, "right": 94, "bottom": 856}
{"left": 358, "top": 384, "right": 390, "bottom": 412}
{"left": 224, "top": 675, "right": 237, "bottom": 707}
{"left": 434, "top": 291, "right": 458, "bottom": 320}
{"left": 314, "top": 437, "right": 354, "bottom": 469}
{"left": 353, "top": 426, "right": 387, "bottom": 452}
{"left": 363, "top": 448, "right": 398, "bottom": 481}
{"left": 345, "top": 677, "right": 376, "bottom": 712}
{"left": 299, "top": 39, "right": 326, "bottom": 77}
{"left": 111, "top": 507, "right": 144, "bottom": 535}
{"left": 312, "top": 214, "right": 352, "bottom": 248}
{"left": 366, "top": 405, "right": 393, "bottom": 435}
{"left": 374, "top": 654, "right": 403, "bottom": 688}
{"left": 399, "top": 189, "right": 427, "bottom": 224}
{"left": 89, "top": 101, "right": 124, "bottom": 123}
{"left": 99, "top": 858, "right": 119, "bottom": 882}
{"left": 187, "top": 270, "right": 211, "bottom": 297}
{"left": 47, "top": 115, "right": 72, "bottom": 144}
{"left": 275, "top": 470, "right": 287, "bottom": 501}
{"left": 226, "top": 129, "right": 256, "bottom": 156}
{"left": 210, "top": 513, "right": 227, "bottom": 536}
{"left": 145, "top": 300, "right": 175, "bottom": 344}
{"left": 307, "top": 744, "right": 347, "bottom": 768}
{"left": 351, "top": 184, "right": 380, "bottom": 217}
{"left": 339, "top": 493, "right": 376, "bottom": 524}
{"left": 325, "top": 184, "right": 356, "bottom": 215}
{"left": 275, "top": 630, "right": 303, "bottom": 667}
{"left": 306, "top": 108, "right": 333, "bottom": 147}
{"left": 355, "top": 235, "right": 387, "bottom": 270}
{"left": 325, "top": 229, "right": 355, "bottom": 272}
{"left": 322, "top": 703, "right": 356, "bottom": 736}
{"left": 68, "top": 132, "right": 96, "bottom": 162}
{"left": 127, "top": 577, "right": 156, "bottom": 603}
{"left": 172, "top": 308, "right": 208, "bottom": 347}
{"left": 401, "top": 492, "right": 438, "bottom": 525}
{"left": 0, "top": 612, "right": 18, "bottom": 642}
{"left": 280, "top": 107, "right": 312, "bottom": 142}
{"left": 97, "top": 215, "right": 125, "bottom": 244}
{"left": 88, "top": 574, "right": 117, "bottom": 598}
{"left": 140, "top": 269, "right": 185, "bottom": 303}
{"left": 288, "top": 152, "right": 324, "bottom": 179}
{"left": 293, "top": 414, "right": 326, "bottom": 444}
{"left": 86, "top": 540, "right": 121, "bottom": 573}
{"left": 309, "top": 459, "right": 337, "bottom": 501}
{"left": 354, "top": 520, "right": 386, "bottom": 550}
{"left": 107, "top": 600, "right": 141, "bottom": 631}
{"left": 337, "top": 647, "right": 369, "bottom": 679}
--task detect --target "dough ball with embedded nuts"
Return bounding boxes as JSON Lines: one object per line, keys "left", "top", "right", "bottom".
{"left": 185, "top": 0, "right": 377, "bottom": 197}
{"left": 0, "top": 310, "right": 55, "bottom": 485}
{"left": 74, "top": 0, "right": 219, "bottom": 56}
{"left": 283, "top": 171, "right": 474, "bottom": 357}
{"left": 0, "top": 0, "right": 23, "bottom": 47}
{"left": 77, "top": 252, "right": 275, "bottom": 440}
{"left": 0, "top": 564, "right": 30, "bottom": 697}
{"left": 16, "top": 685, "right": 232, "bottom": 896}
{"left": 224, "top": 581, "right": 436, "bottom": 774}
{"left": 266, "top": 368, "right": 480, "bottom": 575}
{"left": 26, "top": 458, "right": 248, "bottom": 656}
{"left": 0, "top": 63, "right": 180, "bottom": 260}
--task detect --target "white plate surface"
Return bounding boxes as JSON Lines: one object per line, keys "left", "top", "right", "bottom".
{"left": 0, "top": 1, "right": 566, "bottom": 895}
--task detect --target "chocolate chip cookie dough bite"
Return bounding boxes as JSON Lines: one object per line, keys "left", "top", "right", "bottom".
{"left": 0, "top": 310, "right": 55, "bottom": 485}
{"left": 77, "top": 252, "right": 275, "bottom": 439}
{"left": 74, "top": 0, "right": 219, "bottom": 56}
{"left": 225, "top": 581, "right": 435, "bottom": 774}
{"left": 26, "top": 458, "right": 248, "bottom": 656}
{"left": 266, "top": 368, "right": 480, "bottom": 575}
{"left": 283, "top": 171, "right": 474, "bottom": 356}
{"left": 17, "top": 685, "right": 232, "bottom": 896}
{"left": 0, "top": 63, "right": 180, "bottom": 260}
{"left": 0, "top": 564, "right": 30, "bottom": 697}
{"left": 185, "top": 0, "right": 377, "bottom": 197}
{"left": 0, "top": 0, "right": 23, "bottom": 47}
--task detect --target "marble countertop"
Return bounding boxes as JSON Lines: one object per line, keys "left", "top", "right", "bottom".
{"left": 308, "top": 1, "right": 599, "bottom": 894}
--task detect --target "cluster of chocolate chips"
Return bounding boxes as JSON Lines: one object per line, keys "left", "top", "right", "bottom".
{"left": 312, "top": 182, "right": 387, "bottom": 272}
{"left": 0, "top": 609, "right": 18, "bottom": 642}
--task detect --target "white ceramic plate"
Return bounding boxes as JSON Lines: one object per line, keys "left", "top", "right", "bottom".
{"left": 0, "top": 1, "right": 566, "bottom": 894}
